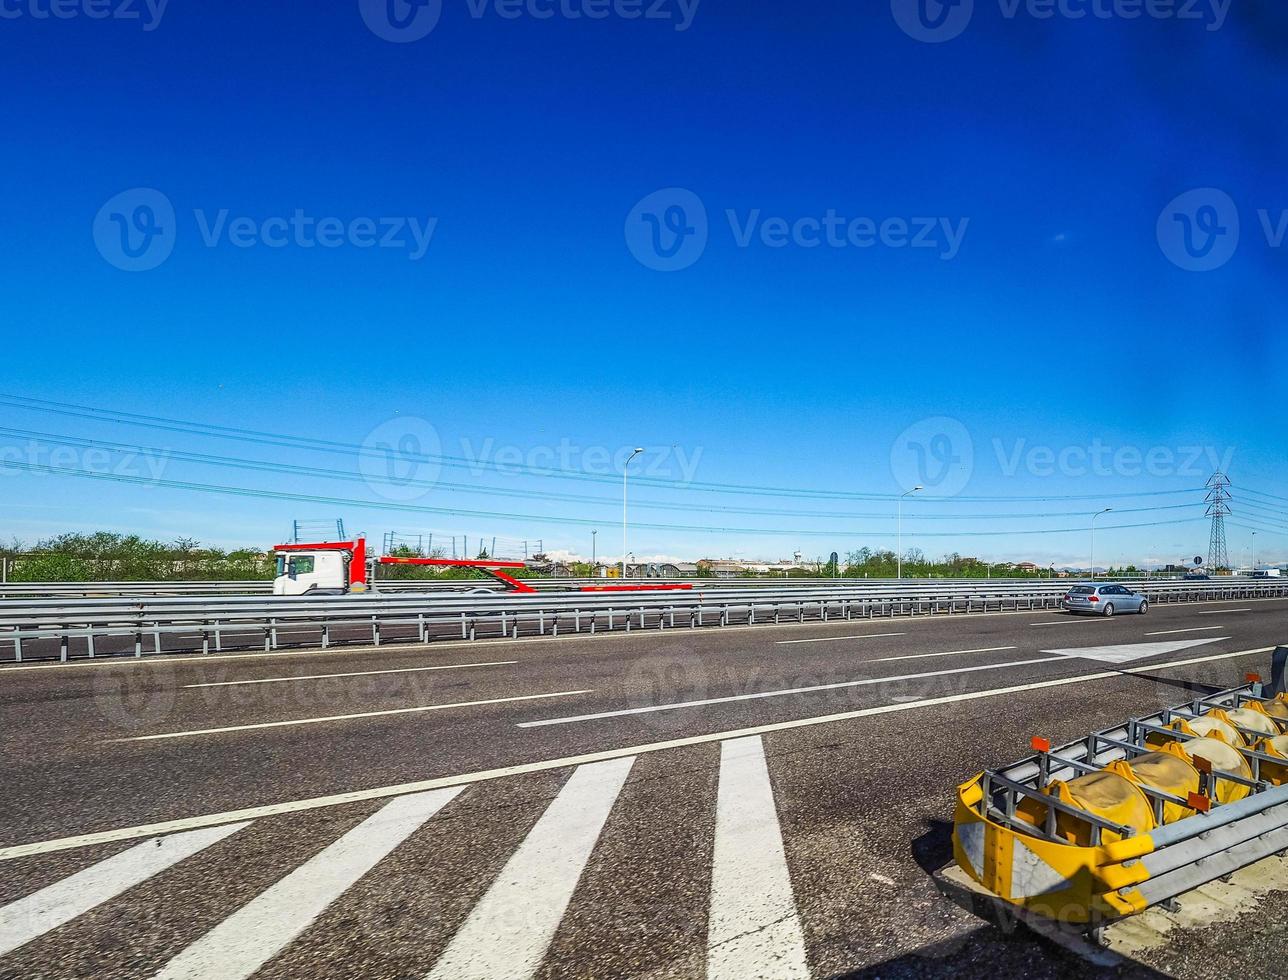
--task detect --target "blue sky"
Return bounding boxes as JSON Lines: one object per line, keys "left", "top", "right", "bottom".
{"left": 2, "top": 1, "right": 1286, "bottom": 568}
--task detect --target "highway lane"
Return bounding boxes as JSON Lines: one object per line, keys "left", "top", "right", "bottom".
{"left": 1, "top": 599, "right": 1285, "bottom": 978}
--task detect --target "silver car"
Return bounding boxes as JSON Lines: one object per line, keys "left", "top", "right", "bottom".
{"left": 1062, "top": 584, "right": 1148, "bottom": 616}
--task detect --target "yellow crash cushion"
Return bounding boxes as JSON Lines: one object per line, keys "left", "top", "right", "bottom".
{"left": 1017, "top": 771, "right": 1155, "bottom": 847}
{"left": 1185, "top": 710, "right": 1247, "bottom": 747}
{"left": 1256, "top": 735, "right": 1288, "bottom": 786}
{"left": 1264, "top": 695, "right": 1288, "bottom": 725}
{"left": 1222, "top": 706, "right": 1280, "bottom": 739}
{"left": 1179, "top": 736, "right": 1254, "bottom": 804}
{"left": 1108, "top": 751, "right": 1200, "bottom": 824}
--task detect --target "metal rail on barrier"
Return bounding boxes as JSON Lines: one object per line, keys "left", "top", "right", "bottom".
{"left": 1, "top": 580, "right": 1286, "bottom": 664}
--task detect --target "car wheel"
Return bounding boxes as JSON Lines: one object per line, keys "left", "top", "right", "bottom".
{"left": 1103, "top": 603, "right": 1115, "bottom": 617}
{"left": 1138, "top": 600, "right": 1149, "bottom": 615}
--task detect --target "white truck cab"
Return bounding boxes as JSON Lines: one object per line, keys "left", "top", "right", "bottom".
{"left": 272, "top": 540, "right": 368, "bottom": 596}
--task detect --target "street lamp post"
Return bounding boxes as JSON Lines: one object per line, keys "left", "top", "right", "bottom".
{"left": 897, "top": 486, "right": 923, "bottom": 580}
{"left": 1090, "top": 507, "right": 1112, "bottom": 579}
{"left": 592, "top": 529, "right": 597, "bottom": 568}
{"left": 622, "top": 448, "right": 644, "bottom": 580}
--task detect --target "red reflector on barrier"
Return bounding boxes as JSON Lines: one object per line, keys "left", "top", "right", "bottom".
{"left": 1246, "top": 673, "right": 1262, "bottom": 684}
{"left": 1030, "top": 736, "right": 1051, "bottom": 753}
{"left": 1187, "top": 792, "right": 1212, "bottom": 813}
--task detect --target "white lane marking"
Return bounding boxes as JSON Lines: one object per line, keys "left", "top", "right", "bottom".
{"left": 1145, "top": 626, "right": 1223, "bottom": 637}
{"left": 425, "top": 758, "right": 634, "bottom": 980}
{"left": 12, "top": 596, "right": 1288, "bottom": 674}
{"left": 517, "top": 657, "right": 1060, "bottom": 728}
{"left": 1200, "top": 608, "right": 1250, "bottom": 615}
{"left": 154, "top": 789, "right": 460, "bottom": 980}
{"left": 1041, "top": 637, "right": 1227, "bottom": 665}
{"left": 867, "top": 645, "right": 1017, "bottom": 664}
{"left": 117, "top": 690, "right": 593, "bottom": 742}
{"left": 708, "top": 737, "right": 808, "bottom": 980}
{"left": 4, "top": 645, "right": 1273, "bottom": 862}
{"left": 775, "top": 632, "right": 904, "bottom": 645}
{"left": 1029, "top": 619, "right": 1098, "bottom": 626}
{"left": 0, "top": 823, "right": 248, "bottom": 956}
{"left": 182, "top": 660, "right": 518, "bottom": 688}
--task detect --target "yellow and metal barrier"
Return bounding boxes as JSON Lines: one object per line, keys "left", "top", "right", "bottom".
{"left": 953, "top": 663, "right": 1288, "bottom": 929}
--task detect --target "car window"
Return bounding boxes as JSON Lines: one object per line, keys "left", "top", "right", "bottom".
{"left": 1070, "top": 586, "right": 1095, "bottom": 595}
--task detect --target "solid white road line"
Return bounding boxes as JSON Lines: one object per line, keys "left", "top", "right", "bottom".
{"left": 517, "top": 657, "right": 1060, "bottom": 728}
{"left": 425, "top": 758, "right": 634, "bottom": 980}
{"left": 775, "top": 632, "right": 905, "bottom": 645}
{"left": 1029, "top": 619, "right": 1098, "bottom": 627}
{"left": 5, "top": 645, "right": 1273, "bottom": 862}
{"left": 154, "top": 789, "right": 461, "bottom": 980}
{"left": 866, "top": 645, "right": 1017, "bottom": 664}
{"left": 0, "top": 823, "right": 248, "bottom": 956}
{"left": 1145, "top": 626, "right": 1223, "bottom": 636}
{"left": 707, "top": 737, "right": 808, "bottom": 980}
{"left": 118, "top": 690, "right": 594, "bottom": 742}
{"left": 182, "top": 660, "right": 518, "bottom": 688}
{"left": 1200, "top": 608, "right": 1250, "bottom": 615}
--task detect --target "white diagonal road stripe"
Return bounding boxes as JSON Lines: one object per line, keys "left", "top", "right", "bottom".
{"left": 425, "top": 757, "right": 635, "bottom": 980}
{"left": 153, "top": 788, "right": 462, "bottom": 980}
{"left": 708, "top": 736, "right": 808, "bottom": 979}
{"left": 0, "top": 823, "right": 248, "bottom": 957}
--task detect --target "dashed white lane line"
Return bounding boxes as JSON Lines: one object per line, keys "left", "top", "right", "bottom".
{"left": 425, "top": 758, "right": 634, "bottom": 980}
{"left": 708, "top": 737, "right": 809, "bottom": 980}
{"left": 516, "top": 657, "right": 1060, "bottom": 728}
{"left": 866, "top": 645, "right": 1017, "bottom": 664}
{"left": 154, "top": 789, "right": 461, "bottom": 980}
{"left": 1145, "top": 626, "right": 1223, "bottom": 637}
{"left": 0, "top": 823, "right": 249, "bottom": 956}
{"left": 4, "top": 645, "right": 1272, "bottom": 862}
{"left": 1030, "top": 619, "right": 1099, "bottom": 626}
{"left": 1200, "top": 608, "right": 1250, "bottom": 615}
{"left": 775, "top": 632, "right": 905, "bottom": 645}
{"left": 182, "top": 660, "right": 518, "bottom": 688}
{"left": 115, "top": 690, "right": 594, "bottom": 742}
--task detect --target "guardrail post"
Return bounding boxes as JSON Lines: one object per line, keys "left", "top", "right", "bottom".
{"left": 134, "top": 632, "right": 142, "bottom": 658}
{"left": 12, "top": 635, "right": 20, "bottom": 663}
{"left": 749, "top": 604, "right": 755, "bottom": 626}
{"left": 321, "top": 624, "right": 330, "bottom": 649}
{"left": 263, "top": 627, "right": 272, "bottom": 652}
{"left": 373, "top": 619, "right": 382, "bottom": 646}
{"left": 461, "top": 613, "right": 468, "bottom": 639}
{"left": 270, "top": 618, "right": 278, "bottom": 650}
{"left": 153, "top": 628, "right": 162, "bottom": 654}
{"left": 215, "top": 622, "right": 222, "bottom": 652}
{"left": 201, "top": 631, "right": 209, "bottom": 655}
{"left": 539, "top": 610, "right": 546, "bottom": 635}
{"left": 501, "top": 610, "right": 508, "bottom": 638}
{"left": 59, "top": 634, "right": 68, "bottom": 663}
{"left": 87, "top": 633, "right": 96, "bottom": 659}
{"left": 574, "top": 609, "right": 581, "bottom": 633}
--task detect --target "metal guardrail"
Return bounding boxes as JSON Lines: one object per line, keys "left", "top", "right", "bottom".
{"left": 0, "top": 574, "right": 1218, "bottom": 599}
{"left": 2, "top": 579, "right": 1286, "bottom": 665}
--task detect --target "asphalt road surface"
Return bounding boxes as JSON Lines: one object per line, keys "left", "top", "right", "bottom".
{"left": 2, "top": 598, "right": 1286, "bottom": 979}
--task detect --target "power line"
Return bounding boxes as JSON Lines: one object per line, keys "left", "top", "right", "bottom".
{"left": 0, "top": 392, "right": 1210, "bottom": 504}
{"left": 0, "top": 458, "right": 1208, "bottom": 540}
{"left": 0, "top": 424, "right": 1210, "bottom": 524}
